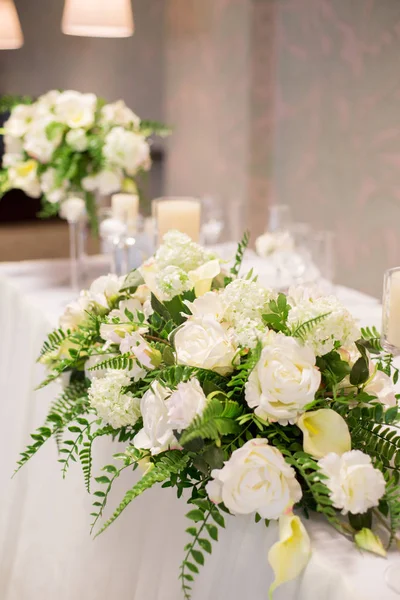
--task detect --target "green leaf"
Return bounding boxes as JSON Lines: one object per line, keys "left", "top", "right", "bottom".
{"left": 348, "top": 510, "right": 372, "bottom": 531}
{"left": 211, "top": 509, "right": 225, "bottom": 528}
{"left": 198, "top": 538, "right": 212, "bottom": 554}
{"left": 185, "top": 527, "right": 197, "bottom": 536}
{"left": 205, "top": 524, "right": 218, "bottom": 541}
{"left": 184, "top": 562, "right": 199, "bottom": 574}
{"left": 191, "top": 549, "right": 204, "bottom": 565}
{"left": 186, "top": 509, "right": 204, "bottom": 522}
{"left": 350, "top": 357, "right": 370, "bottom": 386}
{"left": 121, "top": 269, "right": 145, "bottom": 292}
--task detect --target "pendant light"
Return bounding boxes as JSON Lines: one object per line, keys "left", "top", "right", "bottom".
{"left": 62, "top": 0, "right": 134, "bottom": 38}
{"left": 0, "top": 0, "right": 24, "bottom": 49}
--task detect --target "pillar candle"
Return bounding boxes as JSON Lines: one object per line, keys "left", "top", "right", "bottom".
{"left": 112, "top": 194, "right": 139, "bottom": 226}
{"left": 153, "top": 197, "right": 201, "bottom": 243}
{"left": 386, "top": 270, "right": 400, "bottom": 348}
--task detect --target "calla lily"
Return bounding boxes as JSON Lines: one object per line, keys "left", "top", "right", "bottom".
{"left": 297, "top": 408, "right": 351, "bottom": 459}
{"left": 268, "top": 514, "right": 311, "bottom": 598}
{"left": 354, "top": 528, "right": 387, "bottom": 557}
{"left": 189, "top": 259, "right": 221, "bottom": 297}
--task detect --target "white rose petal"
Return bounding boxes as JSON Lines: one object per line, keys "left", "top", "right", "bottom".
{"left": 318, "top": 450, "right": 386, "bottom": 515}
{"left": 101, "top": 100, "right": 140, "bottom": 128}
{"left": 103, "top": 127, "right": 150, "bottom": 176}
{"left": 206, "top": 438, "right": 302, "bottom": 519}
{"left": 134, "top": 382, "right": 176, "bottom": 455}
{"left": 55, "top": 90, "right": 97, "bottom": 129}
{"left": 166, "top": 378, "right": 208, "bottom": 432}
{"left": 174, "top": 316, "right": 238, "bottom": 375}
{"left": 4, "top": 104, "right": 35, "bottom": 138}
{"left": 365, "top": 369, "right": 397, "bottom": 408}
{"left": 245, "top": 330, "right": 321, "bottom": 424}
{"left": 89, "top": 274, "right": 124, "bottom": 308}
{"left": 8, "top": 159, "right": 41, "bottom": 198}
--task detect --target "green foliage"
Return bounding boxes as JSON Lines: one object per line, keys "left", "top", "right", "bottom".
{"left": 179, "top": 396, "right": 242, "bottom": 446}
{"left": 38, "top": 327, "right": 70, "bottom": 359}
{"left": 37, "top": 200, "right": 61, "bottom": 219}
{"left": 139, "top": 120, "right": 172, "bottom": 138}
{"left": 360, "top": 326, "right": 383, "bottom": 354}
{"left": 88, "top": 353, "right": 135, "bottom": 372}
{"left": 180, "top": 494, "right": 225, "bottom": 599}
{"left": 262, "top": 293, "right": 291, "bottom": 333}
{"left": 121, "top": 269, "right": 145, "bottom": 292}
{"left": 227, "top": 342, "right": 261, "bottom": 396}
{"left": 0, "top": 169, "right": 10, "bottom": 197}
{"left": 15, "top": 380, "right": 90, "bottom": 474}
{"left": 95, "top": 450, "right": 190, "bottom": 536}
{"left": 383, "top": 476, "right": 400, "bottom": 547}
{"left": 230, "top": 231, "right": 250, "bottom": 278}
{"left": 0, "top": 94, "right": 32, "bottom": 113}
{"left": 79, "top": 424, "right": 116, "bottom": 492}
{"left": 316, "top": 350, "right": 351, "bottom": 390}
{"left": 291, "top": 312, "right": 330, "bottom": 343}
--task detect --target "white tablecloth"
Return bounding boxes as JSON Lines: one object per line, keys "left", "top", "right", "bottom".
{"left": 0, "top": 257, "right": 398, "bottom": 600}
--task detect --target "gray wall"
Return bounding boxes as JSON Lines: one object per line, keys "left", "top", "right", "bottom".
{"left": 0, "top": 0, "right": 165, "bottom": 121}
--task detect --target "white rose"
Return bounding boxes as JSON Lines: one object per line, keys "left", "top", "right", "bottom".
{"left": 36, "top": 90, "right": 61, "bottom": 114}
{"left": 134, "top": 382, "right": 177, "bottom": 455}
{"left": 4, "top": 104, "right": 35, "bottom": 137}
{"left": 101, "top": 100, "right": 140, "bottom": 128}
{"left": 55, "top": 91, "right": 97, "bottom": 129}
{"left": 59, "top": 197, "right": 86, "bottom": 222}
{"left": 245, "top": 331, "right": 321, "bottom": 424}
{"left": 103, "top": 127, "right": 150, "bottom": 175}
{"left": 174, "top": 316, "right": 238, "bottom": 375}
{"left": 318, "top": 450, "right": 386, "bottom": 515}
{"left": 66, "top": 128, "right": 88, "bottom": 152}
{"left": 89, "top": 274, "right": 124, "bottom": 308}
{"left": 8, "top": 159, "right": 41, "bottom": 198}
{"left": 365, "top": 369, "right": 397, "bottom": 407}
{"left": 206, "top": 438, "right": 302, "bottom": 519}
{"left": 166, "top": 378, "right": 208, "bottom": 432}
{"left": 88, "top": 370, "right": 141, "bottom": 429}
{"left": 23, "top": 117, "right": 63, "bottom": 163}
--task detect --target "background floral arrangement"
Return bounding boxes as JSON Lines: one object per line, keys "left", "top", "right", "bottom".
{"left": 18, "top": 231, "right": 400, "bottom": 598}
{"left": 0, "top": 90, "right": 169, "bottom": 230}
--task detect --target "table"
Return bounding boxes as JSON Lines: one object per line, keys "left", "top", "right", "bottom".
{"left": 0, "top": 257, "right": 398, "bottom": 600}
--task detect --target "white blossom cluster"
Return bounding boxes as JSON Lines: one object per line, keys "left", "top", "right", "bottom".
{"left": 2, "top": 91, "right": 155, "bottom": 216}
{"left": 154, "top": 231, "right": 216, "bottom": 272}
{"left": 88, "top": 370, "right": 141, "bottom": 429}
{"left": 287, "top": 287, "right": 360, "bottom": 356}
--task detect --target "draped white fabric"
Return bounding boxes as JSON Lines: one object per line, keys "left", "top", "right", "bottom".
{"left": 0, "top": 258, "right": 398, "bottom": 600}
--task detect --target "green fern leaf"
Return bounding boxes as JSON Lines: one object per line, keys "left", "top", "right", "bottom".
{"left": 179, "top": 397, "right": 242, "bottom": 446}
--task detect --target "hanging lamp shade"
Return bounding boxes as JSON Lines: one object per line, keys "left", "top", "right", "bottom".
{"left": 62, "top": 0, "right": 134, "bottom": 38}
{"left": 0, "top": 0, "right": 24, "bottom": 50}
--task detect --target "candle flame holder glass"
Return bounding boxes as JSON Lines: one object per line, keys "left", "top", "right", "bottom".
{"left": 381, "top": 267, "right": 400, "bottom": 356}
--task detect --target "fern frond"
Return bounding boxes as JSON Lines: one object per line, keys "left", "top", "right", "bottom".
{"left": 360, "top": 326, "right": 383, "bottom": 354}
{"left": 15, "top": 381, "right": 90, "bottom": 474}
{"left": 88, "top": 353, "right": 134, "bottom": 372}
{"left": 179, "top": 397, "right": 242, "bottom": 446}
{"left": 95, "top": 450, "right": 190, "bottom": 536}
{"left": 59, "top": 418, "right": 98, "bottom": 479}
{"left": 230, "top": 231, "right": 250, "bottom": 278}
{"left": 385, "top": 476, "right": 400, "bottom": 547}
{"left": 80, "top": 425, "right": 116, "bottom": 492}
{"left": 292, "top": 312, "right": 331, "bottom": 342}
{"left": 38, "top": 327, "right": 70, "bottom": 359}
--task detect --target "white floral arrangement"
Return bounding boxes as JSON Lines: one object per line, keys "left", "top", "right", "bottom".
{"left": 0, "top": 91, "right": 169, "bottom": 229}
{"left": 18, "top": 231, "right": 400, "bottom": 598}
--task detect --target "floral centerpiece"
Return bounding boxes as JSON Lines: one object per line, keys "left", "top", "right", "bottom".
{"left": 0, "top": 90, "right": 169, "bottom": 230}
{"left": 18, "top": 231, "right": 400, "bottom": 597}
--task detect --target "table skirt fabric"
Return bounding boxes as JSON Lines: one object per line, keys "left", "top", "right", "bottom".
{"left": 0, "top": 258, "right": 397, "bottom": 600}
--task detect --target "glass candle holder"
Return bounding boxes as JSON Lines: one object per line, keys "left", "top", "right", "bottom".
{"left": 268, "top": 204, "right": 292, "bottom": 233}
{"left": 381, "top": 267, "right": 400, "bottom": 355}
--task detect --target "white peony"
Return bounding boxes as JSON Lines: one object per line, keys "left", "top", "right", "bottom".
{"left": 103, "top": 127, "right": 150, "bottom": 176}
{"left": 184, "top": 291, "right": 226, "bottom": 321}
{"left": 365, "top": 369, "right": 397, "bottom": 407}
{"left": 166, "top": 378, "right": 208, "bottom": 433}
{"left": 4, "top": 104, "right": 35, "bottom": 137}
{"left": 8, "top": 159, "right": 41, "bottom": 198}
{"left": 174, "top": 316, "right": 238, "bottom": 375}
{"left": 88, "top": 369, "right": 141, "bottom": 429}
{"left": 55, "top": 90, "right": 97, "bottom": 129}
{"left": 66, "top": 128, "right": 88, "bottom": 152}
{"left": 245, "top": 330, "right": 321, "bottom": 424}
{"left": 287, "top": 288, "right": 360, "bottom": 356}
{"left": 206, "top": 438, "right": 302, "bottom": 519}
{"left": 101, "top": 100, "right": 140, "bottom": 128}
{"left": 318, "top": 450, "right": 386, "bottom": 515}
{"left": 134, "top": 382, "right": 177, "bottom": 455}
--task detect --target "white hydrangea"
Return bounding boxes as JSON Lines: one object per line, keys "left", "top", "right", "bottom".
{"left": 287, "top": 288, "right": 360, "bottom": 356}
{"left": 221, "top": 278, "right": 275, "bottom": 348}
{"left": 156, "top": 265, "right": 192, "bottom": 299}
{"left": 318, "top": 450, "right": 386, "bottom": 515}
{"left": 155, "top": 230, "right": 215, "bottom": 272}
{"left": 88, "top": 370, "right": 141, "bottom": 429}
